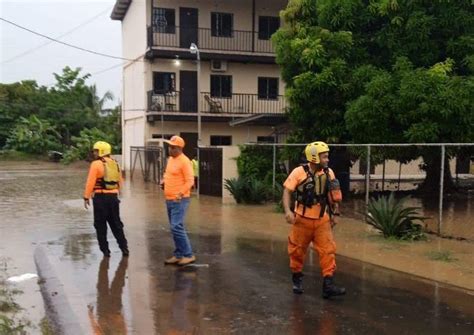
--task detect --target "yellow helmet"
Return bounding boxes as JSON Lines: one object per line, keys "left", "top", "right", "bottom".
{"left": 93, "top": 141, "right": 112, "bottom": 157}
{"left": 304, "top": 141, "right": 329, "bottom": 164}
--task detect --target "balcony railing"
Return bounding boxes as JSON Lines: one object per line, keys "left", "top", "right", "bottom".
{"left": 148, "top": 26, "right": 275, "bottom": 54}
{"left": 147, "top": 90, "right": 180, "bottom": 112}
{"left": 147, "top": 91, "right": 286, "bottom": 115}
{"left": 199, "top": 92, "right": 286, "bottom": 114}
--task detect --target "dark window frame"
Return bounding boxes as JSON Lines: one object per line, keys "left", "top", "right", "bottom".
{"left": 258, "top": 16, "right": 280, "bottom": 40}
{"left": 257, "top": 136, "right": 276, "bottom": 143}
{"left": 210, "top": 135, "right": 232, "bottom": 146}
{"left": 153, "top": 8, "right": 176, "bottom": 34}
{"left": 211, "top": 12, "right": 234, "bottom": 38}
{"left": 258, "top": 77, "right": 279, "bottom": 100}
{"left": 153, "top": 72, "right": 176, "bottom": 94}
{"left": 152, "top": 134, "right": 174, "bottom": 139}
{"left": 210, "top": 75, "right": 232, "bottom": 98}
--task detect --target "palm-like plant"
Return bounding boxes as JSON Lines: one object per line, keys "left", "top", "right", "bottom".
{"left": 224, "top": 177, "right": 248, "bottom": 204}
{"left": 87, "top": 85, "right": 114, "bottom": 114}
{"left": 224, "top": 177, "right": 269, "bottom": 204}
{"left": 366, "top": 193, "right": 427, "bottom": 240}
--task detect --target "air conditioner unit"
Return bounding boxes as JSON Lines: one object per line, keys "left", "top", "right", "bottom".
{"left": 211, "top": 60, "right": 227, "bottom": 72}
{"left": 146, "top": 138, "right": 166, "bottom": 149}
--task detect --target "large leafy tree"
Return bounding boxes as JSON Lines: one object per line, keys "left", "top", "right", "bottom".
{"left": 273, "top": 0, "right": 474, "bottom": 192}
{"left": 0, "top": 67, "right": 119, "bottom": 158}
{"left": 0, "top": 80, "right": 48, "bottom": 147}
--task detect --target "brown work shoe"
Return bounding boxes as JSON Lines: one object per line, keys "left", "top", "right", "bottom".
{"left": 177, "top": 256, "right": 196, "bottom": 266}
{"left": 164, "top": 256, "right": 182, "bottom": 265}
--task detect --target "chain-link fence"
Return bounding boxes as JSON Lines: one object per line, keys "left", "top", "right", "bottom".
{"left": 240, "top": 143, "right": 474, "bottom": 240}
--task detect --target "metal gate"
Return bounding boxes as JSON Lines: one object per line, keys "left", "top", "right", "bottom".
{"left": 199, "top": 148, "right": 223, "bottom": 197}
{"left": 130, "top": 146, "right": 164, "bottom": 183}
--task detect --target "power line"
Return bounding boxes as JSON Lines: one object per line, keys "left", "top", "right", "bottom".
{"left": 42, "top": 60, "right": 127, "bottom": 88}
{"left": 0, "top": 16, "right": 143, "bottom": 63}
{"left": 91, "top": 61, "right": 126, "bottom": 76}
{"left": 1, "top": 5, "right": 113, "bottom": 65}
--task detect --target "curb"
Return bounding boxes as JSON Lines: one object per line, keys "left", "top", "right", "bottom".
{"left": 34, "top": 246, "right": 90, "bottom": 335}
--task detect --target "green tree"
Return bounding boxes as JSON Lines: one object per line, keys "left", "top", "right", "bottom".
{"left": 99, "top": 105, "right": 122, "bottom": 154}
{"left": 0, "top": 66, "right": 120, "bottom": 157}
{"left": 0, "top": 80, "right": 49, "bottom": 147}
{"left": 346, "top": 58, "right": 474, "bottom": 190}
{"left": 273, "top": 0, "right": 474, "bottom": 192}
{"left": 86, "top": 84, "right": 114, "bottom": 115}
{"left": 5, "top": 115, "right": 61, "bottom": 154}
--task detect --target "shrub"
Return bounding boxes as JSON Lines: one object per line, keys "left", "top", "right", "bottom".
{"left": 4, "top": 115, "right": 61, "bottom": 154}
{"left": 366, "top": 193, "right": 427, "bottom": 240}
{"left": 224, "top": 176, "right": 269, "bottom": 204}
{"left": 62, "top": 127, "right": 114, "bottom": 164}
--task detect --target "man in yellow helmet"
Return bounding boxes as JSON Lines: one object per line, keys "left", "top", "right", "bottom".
{"left": 282, "top": 141, "right": 345, "bottom": 299}
{"left": 84, "top": 141, "right": 129, "bottom": 257}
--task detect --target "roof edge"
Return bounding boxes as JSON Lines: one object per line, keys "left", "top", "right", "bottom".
{"left": 110, "top": 0, "right": 132, "bottom": 21}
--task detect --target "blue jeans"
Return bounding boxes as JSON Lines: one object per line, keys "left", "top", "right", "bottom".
{"left": 166, "top": 198, "right": 193, "bottom": 258}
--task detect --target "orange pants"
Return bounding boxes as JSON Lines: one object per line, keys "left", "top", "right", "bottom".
{"left": 288, "top": 214, "right": 337, "bottom": 277}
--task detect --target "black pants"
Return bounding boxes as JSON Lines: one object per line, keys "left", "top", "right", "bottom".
{"left": 93, "top": 194, "right": 128, "bottom": 254}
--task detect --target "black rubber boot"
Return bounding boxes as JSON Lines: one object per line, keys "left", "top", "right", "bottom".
{"left": 322, "top": 276, "right": 346, "bottom": 299}
{"left": 121, "top": 247, "right": 129, "bottom": 257}
{"left": 292, "top": 272, "right": 304, "bottom": 294}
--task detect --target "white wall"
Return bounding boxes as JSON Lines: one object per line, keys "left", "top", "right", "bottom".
{"left": 121, "top": 0, "right": 151, "bottom": 171}
{"left": 122, "top": 0, "right": 148, "bottom": 60}
{"left": 149, "top": 58, "right": 284, "bottom": 95}
{"left": 222, "top": 146, "right": 240, "bottom": 204}
{"left": 123, "top": 117, "right": 146, "bottom": 172}
{"left": 350, "top": 158, "right": 459, "bottom": 177}
{"left": 122, "top": 61, "right": 148, "bottom": 171}
{"left": 147, "top": 121, "right": 275, "bottom": 145}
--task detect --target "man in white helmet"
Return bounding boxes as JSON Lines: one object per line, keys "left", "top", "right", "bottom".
{"left": 282, "top": 141, "right": 345, "bottom": 299}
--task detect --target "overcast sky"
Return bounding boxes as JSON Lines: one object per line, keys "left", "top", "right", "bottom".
{"left": 0, "top": 0, "right": 122, "bottom": 108}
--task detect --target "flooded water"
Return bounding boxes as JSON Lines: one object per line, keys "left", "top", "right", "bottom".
{"left": 1, "top": 162, "right": 473, "bottom": 334}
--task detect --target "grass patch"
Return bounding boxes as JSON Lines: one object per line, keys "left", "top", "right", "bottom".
{"left": 273, "top": 201, "right": 285, "bottom": 213}
{"left": 0, "top": 150, "right": 46, "bottom": 161}
{"left": 427, "top": 250, "right": 458, "bottom": 262}
{"left": 0, "top": 258, "right": 32, "bottom": 334}
{"left": 39, "top": 317, "right": 54, "bottom": 335}
{"left": 367, "top": 234, "right": 410, "bottom": 244}
{"left": 0, "top": 300, "right": 20, "bottom": 313}
{"left": 0, "top": 314, "right": 27, "bottom": 334}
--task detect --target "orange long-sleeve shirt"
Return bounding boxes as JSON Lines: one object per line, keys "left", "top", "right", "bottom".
{"left": 163, "top": 153, "right": 194, "bottom": 200}
{"left": 84, "top": 158, "right": 121, "bottom": 200}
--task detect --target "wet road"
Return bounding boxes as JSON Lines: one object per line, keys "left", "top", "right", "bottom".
{"left": 1, "top": 162, "right": 473, "bottom": 334}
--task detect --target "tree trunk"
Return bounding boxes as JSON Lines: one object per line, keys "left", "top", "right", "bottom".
{"left": 418, "top": 151, "right": 456, "bottom": 194}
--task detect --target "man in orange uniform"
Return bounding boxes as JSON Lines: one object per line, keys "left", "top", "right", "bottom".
{"left": 162, "top": 135, "right": 196, "bottom": 266}
{"left": 84, "top": 141, "right": 129, "bottom": 258}
{"left": 282, "top": 141, "right": 345, "bottom": 299}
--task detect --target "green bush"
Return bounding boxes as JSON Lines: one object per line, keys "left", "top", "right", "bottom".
{"left": 4, "top": 115, "right": 61, "bottom": 154}
{"left": 232, "top": 144, "right": 294, "bottom": 207}
{"left": 62, "top": 127, "right": 114, "bottom": 164}
{"left": 366, "top": 193, "right": 427, "bottom": 241}
{"left": 237, "top": 146, "right": 274, "bottom": 181}
{"left": 224, "top": 176, "right": 269, "bottom": 204}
